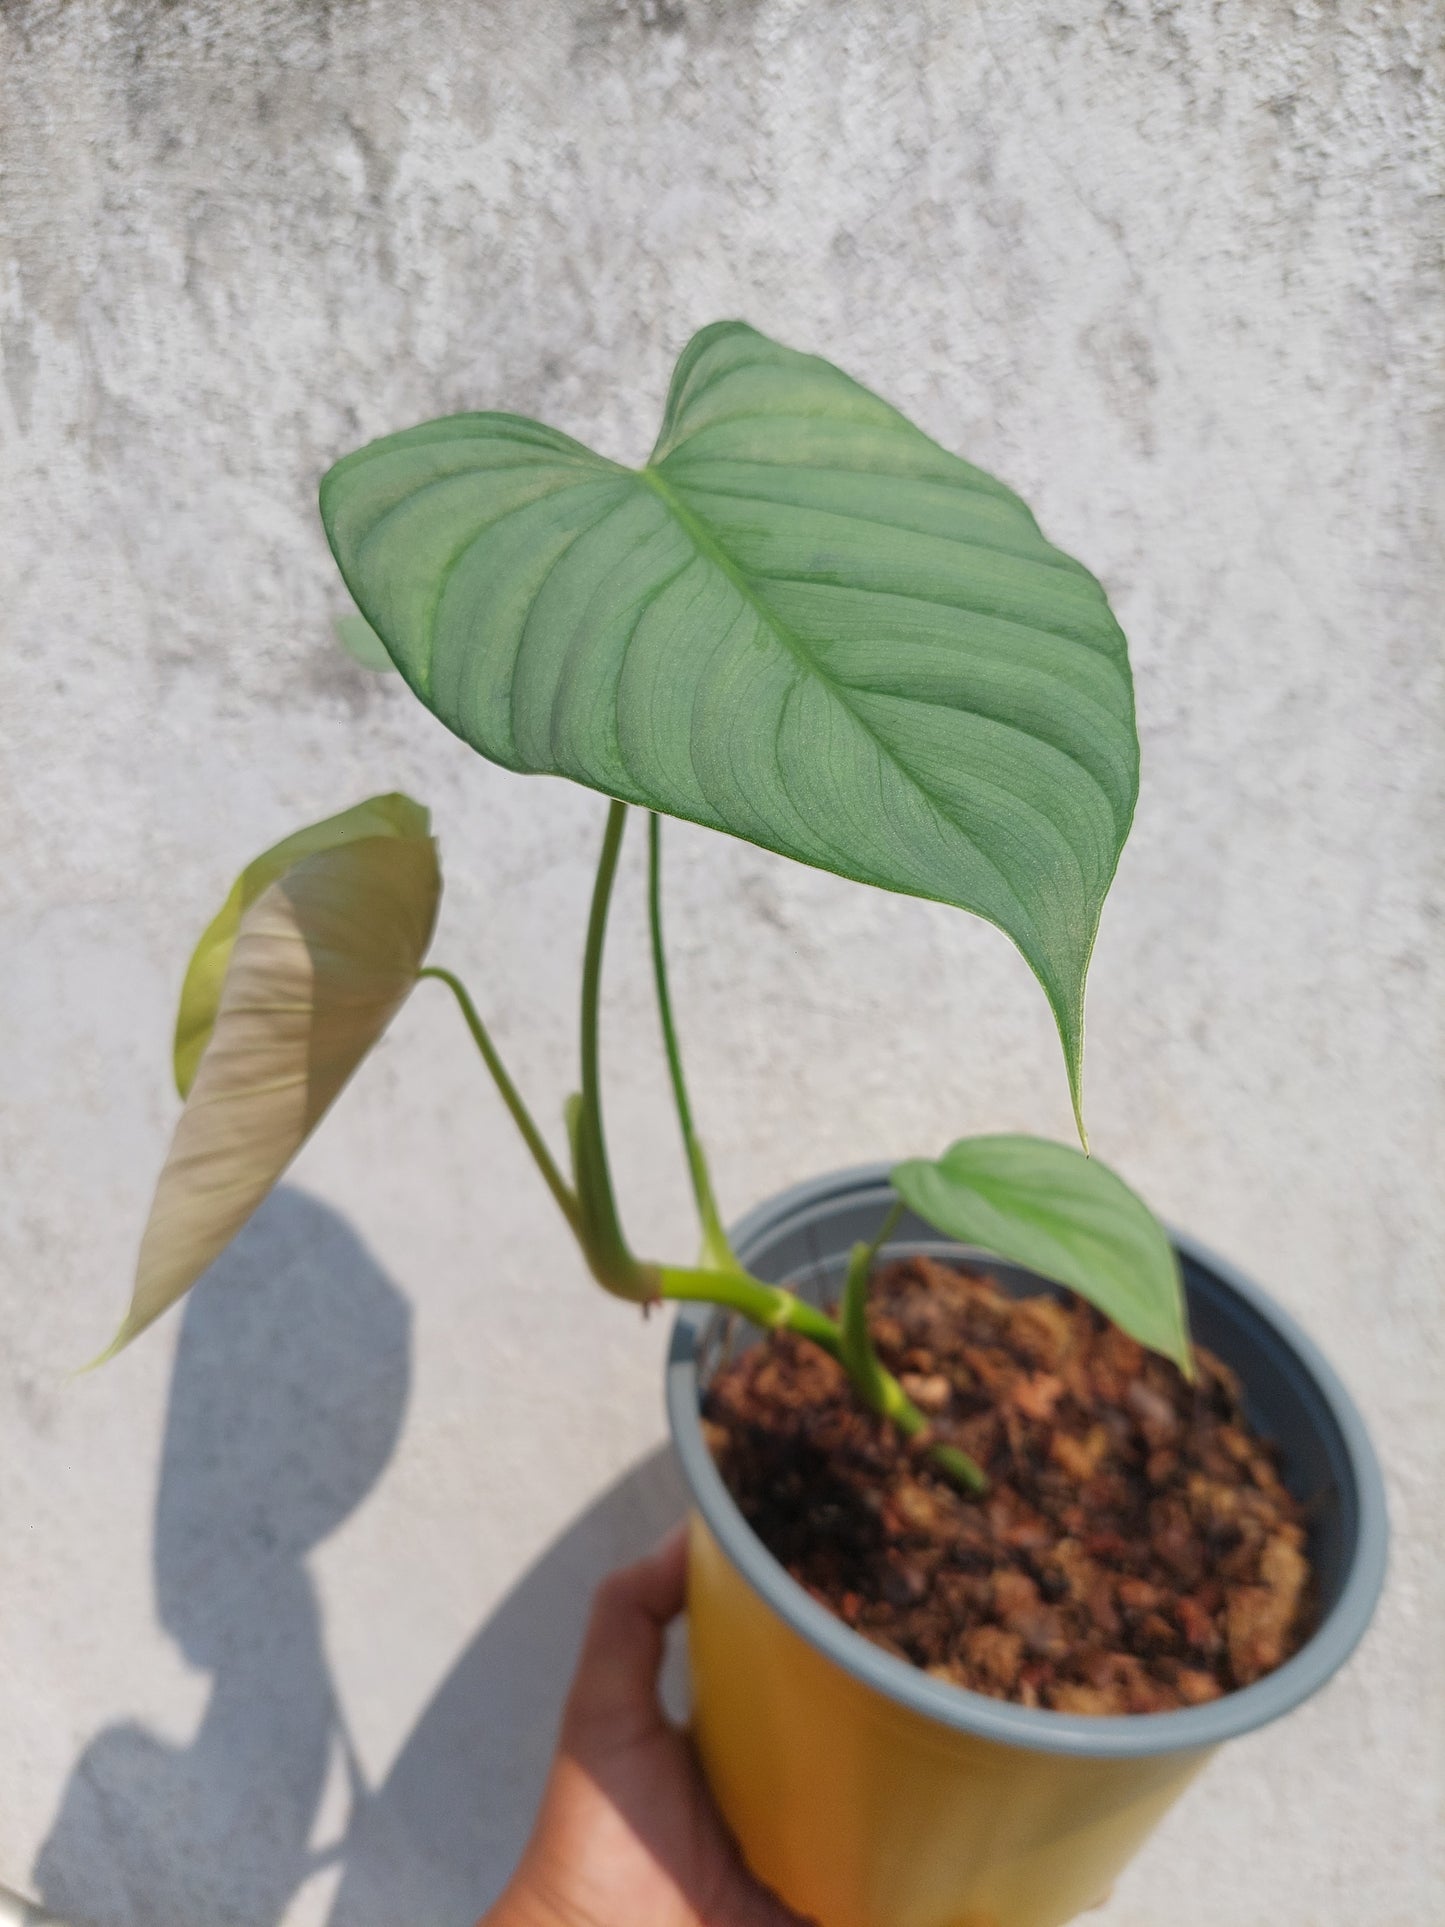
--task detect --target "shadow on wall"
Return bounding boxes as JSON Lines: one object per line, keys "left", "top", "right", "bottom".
{"left": 325, "top": 1443, "right": 686, "bottom": 1927}
{"left": 32, "top": 1186, "right": 686, "bottom": 1927}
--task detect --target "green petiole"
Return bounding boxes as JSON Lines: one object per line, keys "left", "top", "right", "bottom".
{"left": 647, "top": 813, "right": 739, "bottom": 1275}
{"left": 431, "top": 801, "right": 985, "bottom": 1494}
{"left": 657, "top": 1264, "right": 842, "bottom": 1356}
{"left": 418, "top": 966, "right": 582, "bottom": 1239}
{"left": 659, "top": 1254, "right": 985, "bottom": 1495}
{"left": 840, "top": 1200, "right": 904, "bottom": 1402}
{"left": 838, "top": 1201, "right": 988, "bottom": 1494}
{"left": 572, "top": 800, "right": 655, "bottom": 1302}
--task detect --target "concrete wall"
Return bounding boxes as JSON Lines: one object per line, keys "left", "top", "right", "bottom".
{"left": 2, "top": 2, "right": 1440, "bottom": 1921}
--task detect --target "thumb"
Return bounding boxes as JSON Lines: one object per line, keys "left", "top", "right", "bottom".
{"left": 562, "top": 1526, "right": 687, "bottom": 1753}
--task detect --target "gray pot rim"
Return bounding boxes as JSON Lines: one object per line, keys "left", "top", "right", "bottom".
{"left": 666, "top": 1161, "right": 1389, "bottom": 1761}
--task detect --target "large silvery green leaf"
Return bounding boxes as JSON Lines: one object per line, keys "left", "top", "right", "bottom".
{"left": 100, "top": 803, "right": 440, "bottom": 1360}
{"left": 891, "top": 1135, "right": 1192, "bottom": 1375}
{"left": 320, "top": 323, "right": 1138, "bottom": 1121}
{"left": 173, "top": 792, "right": 428, "bottom": 1097}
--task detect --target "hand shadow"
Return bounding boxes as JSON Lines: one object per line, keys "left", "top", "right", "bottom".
{"left": 32, "top": 1188, "right": 412, "bottom": 1927}
{"left": 324, "top": 1445, "right": 687, "bottom": 1927}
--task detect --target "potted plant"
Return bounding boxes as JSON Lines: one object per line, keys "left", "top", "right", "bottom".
{"left": 99, "top": 324, "right": 1385, "bottom": 1927}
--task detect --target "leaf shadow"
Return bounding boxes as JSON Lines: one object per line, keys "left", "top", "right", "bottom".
{"left": 31, "top": 1188, "right": 412, "bottom": 1927}
{"left": 323, "top": 1449, "right": 687, "bottom": 1926}
{"left": 30, "top": 1182, "right": 688, "bottom": 1927}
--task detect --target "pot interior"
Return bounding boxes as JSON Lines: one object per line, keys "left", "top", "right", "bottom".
{"left": 682, "top": 1167, "right": 1386, "bottom": 1723}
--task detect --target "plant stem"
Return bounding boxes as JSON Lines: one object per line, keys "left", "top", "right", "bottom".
{"left": 862, "top": 1358, "right": 988, "bottom": 1493}
{"left": 421, "top": 833, "right": 985, "bottom": 1490}
{"left": 838, "top": 1199, "right": 988, "bottom": 1494}
{"left": 855, "top": 1199, "right": 905, "bottom": 1293}
{"left": 661, "top": 1241, "right": 988, "bottom": 1495}
{"left": 418, "top": 966, "right": 581, "bottom": 1237}
{"left": 926, "top": 1439, "right": 990, "bottom": 1493}
{"left": 574, "top": 801, "right": 653, "bottom": 1301}
{"left": 839, "top": 1201, "right": 903, "bottom": 1405}
{"left": 659, "top": 1265, "right": 842, "bottom": 1357}
{"left": 646, "top": 814, "right": 737, "bottom": 1273}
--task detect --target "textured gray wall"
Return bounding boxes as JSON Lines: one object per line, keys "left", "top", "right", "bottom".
{"left": 2, "top": 2, "right": 1441, "bottom": 1923}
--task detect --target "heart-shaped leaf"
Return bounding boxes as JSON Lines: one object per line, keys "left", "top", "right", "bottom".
{"left": 173, "top": 793, "right": 428, "bottom": 1097}
{"left": 891, "top": 1135, "right": 1192, "bottom": 1375}
{"left": 99, "top": 800, "right": 440, "bottom": 1361}
{"left": 320, "top": 323, "right": 1137, "bottom": 1127}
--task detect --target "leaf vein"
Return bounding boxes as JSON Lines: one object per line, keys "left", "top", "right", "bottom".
{"left": 419, "top": 480, "right": 627, "bottom": 696}
{"left": 669, "top": 478, "right": 1084, "bottom": 578}
{"left": 638, "top": 467, "right": 1050, "bottom": 940}
{"left": 661, "top": 421, "right": 1017, "bottom": 505}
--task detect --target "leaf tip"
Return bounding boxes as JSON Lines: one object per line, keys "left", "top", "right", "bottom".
{"left": 1038, "top": 971, "right": 1091, "bottom": 1154}
{"left": 71, "top": 1319, "right": 137, "bottom": 1378}
{"left": 173, "top": 1039, "right": 198, "bottom": 1103}
{"left": 1063, "top": 1017, "right": 1090, "bottom": 1154}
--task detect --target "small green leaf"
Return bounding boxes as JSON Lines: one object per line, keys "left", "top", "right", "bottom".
{"left": 335, "top": 611, "right": 397, "bottom": 671}
{"left": 99, "top": 801, "right": 440, "bottom": 1361}
{"left": 173, "top": 793, "right": 429, "bottom": 1097}
{"left": 320, "top": 322, "right": 1138, "bottom": 1132}
{"left": 891, "top": 1135, "right": 1192, "bottom": 1375}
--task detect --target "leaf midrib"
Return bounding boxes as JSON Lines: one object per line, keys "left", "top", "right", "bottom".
{"left": 637, "top": 463, "right": 1043, "bottom": 944}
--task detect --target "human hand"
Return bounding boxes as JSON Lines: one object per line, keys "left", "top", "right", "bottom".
{"left": 481, "top": 1526, "right": 813, "bottom": 1927}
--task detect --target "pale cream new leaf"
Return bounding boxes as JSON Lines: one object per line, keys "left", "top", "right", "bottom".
{"left": 173, "top": 792, "right": 428, "bottom": 1097}
{"left": 103, "top": 833, "right": 439, "bottom": 1359}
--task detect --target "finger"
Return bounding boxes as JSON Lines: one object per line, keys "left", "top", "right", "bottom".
{"left": 563, "top": 1525, "right": 688, "bottom": 1747}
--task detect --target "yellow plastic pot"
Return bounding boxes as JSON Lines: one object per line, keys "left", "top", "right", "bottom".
{"left": 665, "top": 1166, "right": 1387, "bottom": 1927}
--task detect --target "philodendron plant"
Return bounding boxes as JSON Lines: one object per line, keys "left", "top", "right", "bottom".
{"left": 103, "top": 323, "right": 1191, "bottom": 1495}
